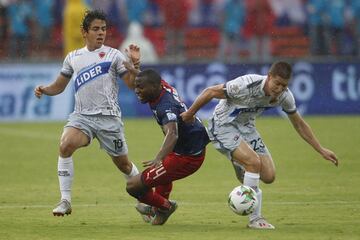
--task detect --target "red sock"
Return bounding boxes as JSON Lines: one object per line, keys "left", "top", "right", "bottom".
{"left": 139, "top": 189, "right": 171, "bottom": 210}
{"left": 155, "top": 183, "right": 173, "bottom": 199}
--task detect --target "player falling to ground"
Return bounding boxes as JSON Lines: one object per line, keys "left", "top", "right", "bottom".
{"left": 181, "top": 61, "right": 339, "bottom": 229}
{"left": 125, "top": 69, "right": 209, "bottom": 225}
{"left": 34, "top": 10, "right": 141, "bottom": 216}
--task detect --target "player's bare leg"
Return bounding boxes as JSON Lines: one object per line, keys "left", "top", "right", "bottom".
{"left": 259, "top": 155, "right": 276, "bottom": 184}
{"left": 231, "top": 142, "right": 274, "bottom": 229}
{"left": 53, "top": 127, "right": 88, "bottom": 216}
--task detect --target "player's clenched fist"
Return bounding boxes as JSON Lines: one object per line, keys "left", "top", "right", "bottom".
{"left": 34, "top": 85, "right": 45, "bottom": 98}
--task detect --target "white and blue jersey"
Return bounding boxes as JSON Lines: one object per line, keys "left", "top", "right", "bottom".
{"left": 150, "top": 80, "right": 209, "bottom": 156}
{"left": 212, "top": 74, "right": 297, "bottom": 130}
{"left": 208, "top": 74, "right": 297, "bottom": 156}
{"left": 61, "top": 45, "right": 128, "bottom": 117}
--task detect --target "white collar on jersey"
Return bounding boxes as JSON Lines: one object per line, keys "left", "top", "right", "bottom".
{"left": 85, "top": 45, "right": 105, "bottom": 52}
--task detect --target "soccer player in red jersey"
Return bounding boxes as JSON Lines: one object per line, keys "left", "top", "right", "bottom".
{"left": 125, "top": 69, "right": 209, "bottom": 225}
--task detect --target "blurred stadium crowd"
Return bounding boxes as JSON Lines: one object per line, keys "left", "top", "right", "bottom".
{"left": 0, "top": 0, "right": 359, "bottom": 63}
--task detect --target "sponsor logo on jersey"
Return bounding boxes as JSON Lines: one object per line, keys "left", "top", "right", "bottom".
{"left": 74, "top": 62, "right": 111, "bottom": 92}
{"left": 229, "top": 107, "right": 271, "bottom": 116}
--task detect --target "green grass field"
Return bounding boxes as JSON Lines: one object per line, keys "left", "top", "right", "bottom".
{"left": 0, "top": 116, "right": 359, "bottom": 240}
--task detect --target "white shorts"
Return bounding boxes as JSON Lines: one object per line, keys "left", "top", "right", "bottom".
{"left": 207, "top": 118, "right": 270, "bottom": 160}
{"left": 64, "top": 112, "right": 128, "bottom": 156}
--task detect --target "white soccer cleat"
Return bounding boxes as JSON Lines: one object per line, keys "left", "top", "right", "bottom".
{"left": 247, "top": 217, "right": 275, "bottom": 229}
{"left": 135, "top": 202, "right": 155, "bottom": 223}
{"left": 52, "top": 199, "right": 72, "bottom": 216}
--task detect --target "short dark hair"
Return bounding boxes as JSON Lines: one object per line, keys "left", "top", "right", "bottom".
{"left": 81, "top": 10, "right": 107, "bottom": 32}
{"left": 269, "top": 61, "right": 292, "bottom": 80}
{"left": 137, "top": 69, "right": 162, "bottom": 86}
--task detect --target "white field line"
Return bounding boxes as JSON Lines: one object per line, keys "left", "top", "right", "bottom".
{"left": 0, "top": 201, "right": 359, "bottom": 209}
{"left": 0, "top": 127, "right": 59, "bottom": 141}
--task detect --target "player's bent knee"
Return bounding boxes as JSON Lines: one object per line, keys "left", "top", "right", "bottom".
{"left": 59, "top": 141, "right": 77, "bottom": 157}
{"left": 126, "top": 185, "right": 139, "bottom": 198}
{"left": 126, "top": 184, "right": 148, "bottom": 199}
{"left": 261, "top": 174, "right": 276, "bottom": 184}
{"left": 126, "top": 175, "right": 147, "bottom": 199}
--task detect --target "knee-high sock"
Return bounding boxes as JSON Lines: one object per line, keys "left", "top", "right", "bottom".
{"left": 123, "top": 162, "right": 139, "bottom": 180}
{"left": 243, "top": 171, "right": 262, "bottom": 221}
{"left": 249, "top": 188, "right": 262, "bottom": 221}
{"left": 58, "top": 156, "right": 74, "bottom": 202}
{"left": 155, "top": 183, "right": 173, "bottom": 199}
{"left": 138, "top": 189, "right": 171, "bottom": 210}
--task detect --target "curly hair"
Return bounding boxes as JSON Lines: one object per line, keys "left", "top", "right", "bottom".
{"left": 81, "top": 9, "right": 107, "bottom": 32}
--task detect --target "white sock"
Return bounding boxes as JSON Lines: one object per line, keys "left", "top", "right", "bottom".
{"left": 243, "top": 171, "right": 260, "bottom": 191}
{"left": 123, "top": 162, "right": 139, "bottom": 180}
{"left": 249, "top": 188, "right": 262, "bottom": 222}
{"left": 58, "top": 156, "right": 74, "bottom": 202}
{"left": 243, "top": 171, "right": 262, "bottom": 221}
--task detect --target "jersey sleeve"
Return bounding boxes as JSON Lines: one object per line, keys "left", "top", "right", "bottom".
{"left": 114, "top": 49, "right": 129, "bottom": 77}
{"left": 156, "top": 104, "right": 179, "bottom": 126}
{"left": 224, "top": 76, "right": 248, "bottom": 100}
{"left": 280, "top": 89, "right": 297, "bottom": 114}
{"left": 60, "top": 52, "right": 74, "bottom": 78}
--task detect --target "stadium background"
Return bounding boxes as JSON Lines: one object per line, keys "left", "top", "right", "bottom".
{"left": 0, "top": 0, "right": 359, "bottom": 121}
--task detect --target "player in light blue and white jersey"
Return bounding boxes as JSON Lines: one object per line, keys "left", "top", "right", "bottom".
{"left": 34, "top": 10, "right": 141, "bottom": 217}
{"left": 181, "top": 61, "right": 338, "bottom": 229}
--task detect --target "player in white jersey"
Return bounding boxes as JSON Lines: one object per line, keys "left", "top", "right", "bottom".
{"left": 181, "top": 61, "right": 338, "bottom": 229}
{"left": 34, "top": 10, "right": 141, "bottom": 216}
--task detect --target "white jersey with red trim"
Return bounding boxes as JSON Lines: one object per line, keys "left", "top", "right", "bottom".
{"left": 212, "top": 74, "right": 297, "bottom": 127}
{"left": 61, "top": 45, "right": 128, "bottom": 117}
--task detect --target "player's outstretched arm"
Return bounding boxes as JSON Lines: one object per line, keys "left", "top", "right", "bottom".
{"left": 143, "top": 122, "right": 178, "bottom": 168}
{"left": 181, "top": 84, "right": 226, "bottom": 123}
{"left": 123, "top": 61, "right": 140, "bottom": 76}
{"left": 34, "top": 74, "right": 71, "bottom": 98}
{"left": 288, "top": 112, "right": 339, "bottom": 166}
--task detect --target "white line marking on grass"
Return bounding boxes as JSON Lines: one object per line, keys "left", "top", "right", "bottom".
{"left": 0, "top": 201, "right": 359, "bottom": 209}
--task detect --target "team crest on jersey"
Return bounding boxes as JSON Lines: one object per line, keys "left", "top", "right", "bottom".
{"left": 166, "top": 112, "right": 177, "bottom": 121}
{"left": 99, "top": 52, "right": 106, "bottom": 58}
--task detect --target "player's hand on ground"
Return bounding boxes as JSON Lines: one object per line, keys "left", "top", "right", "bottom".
{"left": 34, "top": 85, "right": 45, "bottom": 99}
{"left": 180, "top": 111, "right": 195, "bottom": 123}
{"left": 142, "top": 159, "right": 162, "bottom": 168}
{"left": 126, "top": 44, "right": 140, "bottom": 67}
{"left": 320, "top": 147, "right": 339, "bottom": 166}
